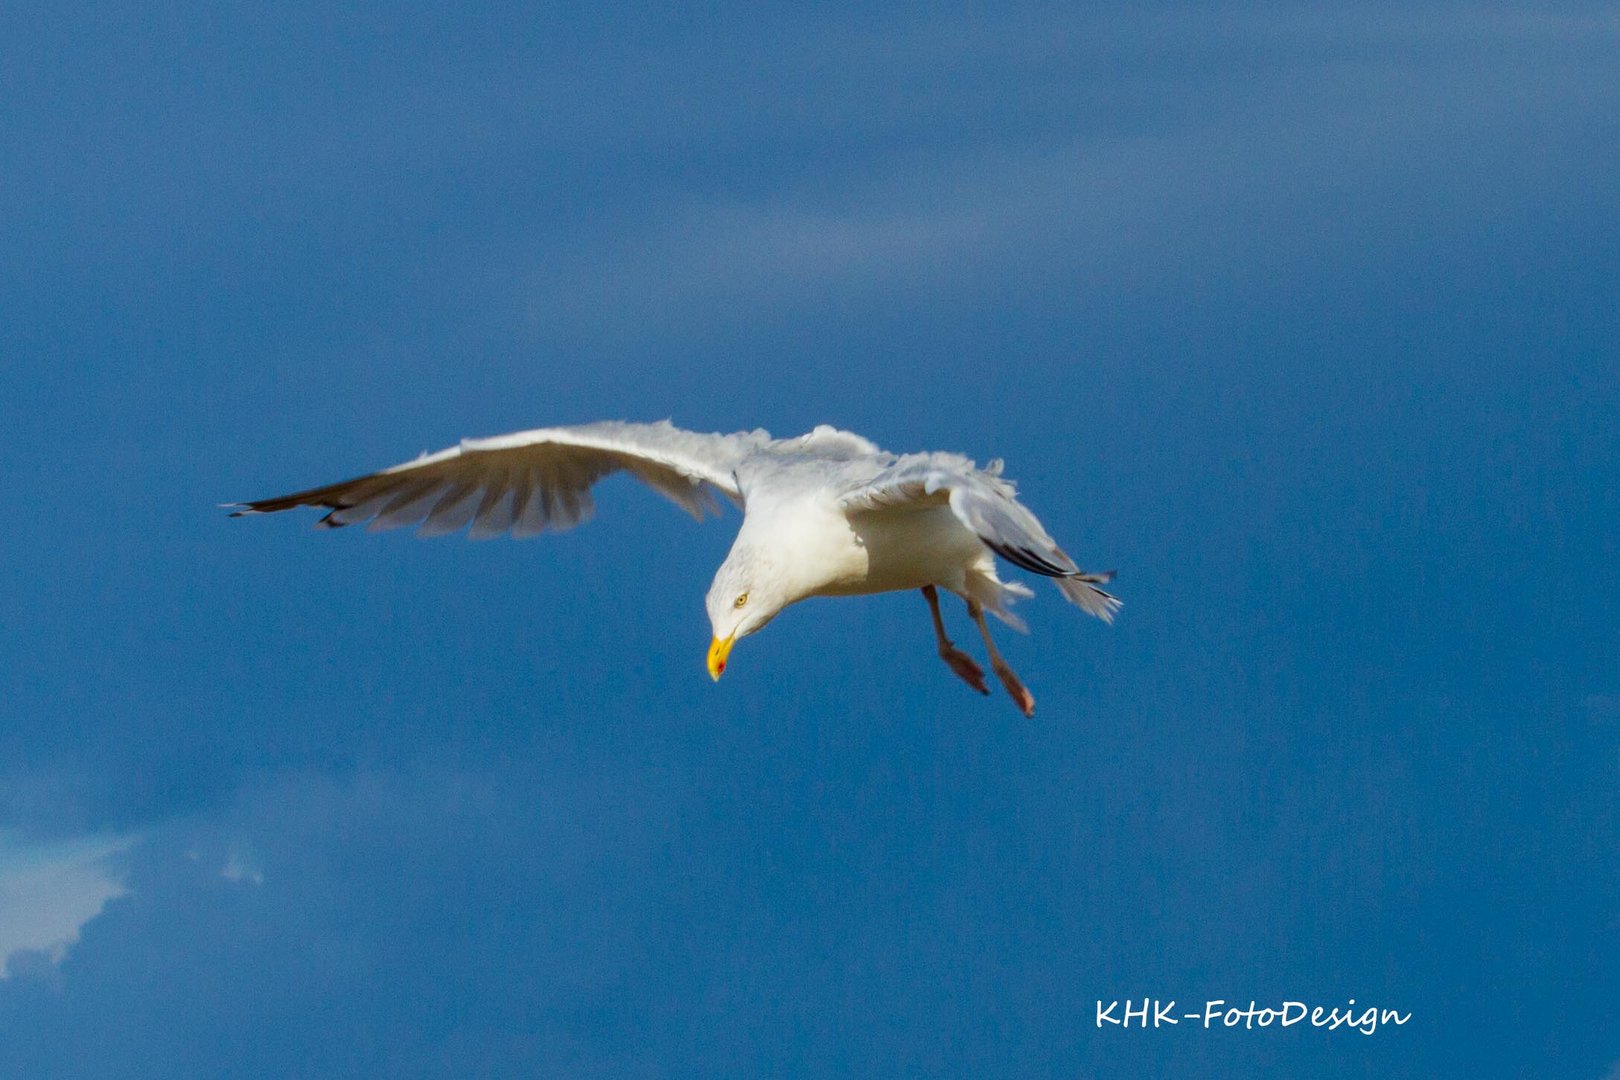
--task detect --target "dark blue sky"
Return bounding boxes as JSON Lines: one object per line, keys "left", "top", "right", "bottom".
{"left": 2, "top": 4, "right": 1616, "bottom": 1077}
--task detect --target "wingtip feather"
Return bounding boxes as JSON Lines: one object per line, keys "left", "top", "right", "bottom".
{"left": 1058, "top": 574, "right": 1123, "bottom": 622}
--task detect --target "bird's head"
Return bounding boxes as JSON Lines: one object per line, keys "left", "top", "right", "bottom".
{"left": 704, "top": 546, "right": 789, "bottom": 680}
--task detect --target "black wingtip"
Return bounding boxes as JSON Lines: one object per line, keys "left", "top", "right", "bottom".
{"left": 987, "top": 540, "right": 1070, "bottom": 578}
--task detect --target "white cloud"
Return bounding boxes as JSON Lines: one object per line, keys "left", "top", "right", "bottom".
{"left": 0, "top": 830, "right": 141, "bottom": 978}
{"left": 220, "top": 845, "right": 264, "bottom": 886}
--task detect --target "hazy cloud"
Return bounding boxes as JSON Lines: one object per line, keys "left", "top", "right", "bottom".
{"left": 519, "top": 10, "right": 1620, "bottom": 338}
{"left": 0, "top": 831, "right": 141, "bottom": 979}
{"left": 0, "top": 763, "right": 679, "bottom": 1077}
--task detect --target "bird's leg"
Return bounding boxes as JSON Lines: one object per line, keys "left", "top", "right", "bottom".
{"left": 968, "top": 601, "right": 1036, "bottom": 718}
{"left": 922, "top": 585, "right": 988, "bottom": 695}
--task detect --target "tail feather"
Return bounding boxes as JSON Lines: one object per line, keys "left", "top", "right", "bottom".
{"left": 1058, "top": 571, "right": 1121, "bottom": 623}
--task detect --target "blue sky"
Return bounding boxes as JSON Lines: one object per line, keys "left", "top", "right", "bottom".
{"left": 1, "top": 3, "right": 1616, "bottom": 1076}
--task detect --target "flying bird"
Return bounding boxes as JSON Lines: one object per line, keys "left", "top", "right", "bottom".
{"left": 230, "top": 420, "right": 1119, "bottom": 715}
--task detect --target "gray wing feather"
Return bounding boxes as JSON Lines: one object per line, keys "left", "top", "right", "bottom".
{"left": 840, "top": 453, "right": 1121, "bottom": 622}
{"left": 229, "top": 420, "right": 769, "bottom": 539}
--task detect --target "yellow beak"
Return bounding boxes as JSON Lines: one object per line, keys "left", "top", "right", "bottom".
{"left": 707, "top": 634, "right": 735, "bottom": 681}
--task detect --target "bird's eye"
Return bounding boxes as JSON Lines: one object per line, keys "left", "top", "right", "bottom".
{"left": 734, "top": 592, "right": 749, "bottom": 608}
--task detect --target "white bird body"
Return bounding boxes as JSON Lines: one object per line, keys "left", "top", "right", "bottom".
{"left": 232, "top": 420, "right": 1118, "bottom": 713}
{"left": 834, "top": 503, "right": 1002, "bottom": 599}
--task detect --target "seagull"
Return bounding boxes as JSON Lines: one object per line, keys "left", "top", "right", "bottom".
{"left": 230, "top": 420, "right": 1119, "bottom": 715}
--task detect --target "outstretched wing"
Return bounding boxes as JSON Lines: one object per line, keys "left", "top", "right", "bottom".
{"left": 228, "top": 420, "right": 770, "bottom": 539}
{"left": 838, "top": 453, "right": 1121, "bottom": 622}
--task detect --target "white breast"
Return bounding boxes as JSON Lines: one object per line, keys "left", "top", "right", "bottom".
{"left": 818, "top": 504, "right": 987, "bottom": 597}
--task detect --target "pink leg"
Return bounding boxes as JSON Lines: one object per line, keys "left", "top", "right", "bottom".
{"left": 922, "top": 586, "right": 988, "bottom": 695}
{"left": 969, "top": 601, "right": 1035, "bottom": 718}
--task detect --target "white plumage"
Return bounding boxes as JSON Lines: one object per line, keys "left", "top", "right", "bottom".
{"left": 231, "top": 420, "right": 1119, "bottom": 715}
